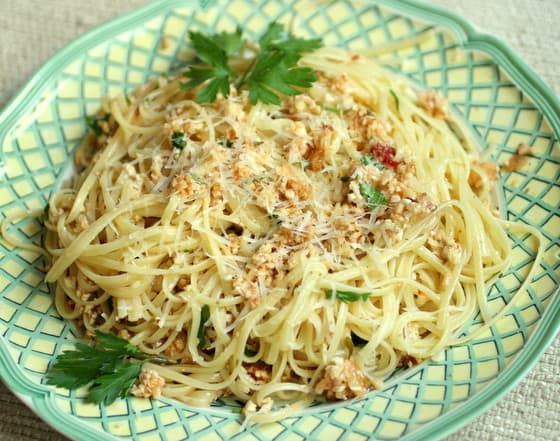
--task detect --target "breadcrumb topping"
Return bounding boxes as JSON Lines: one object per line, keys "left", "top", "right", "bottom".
{"left": 131, "top": 368, "right": 166, "bottom": 399}
{"left": 314, "top": 357, "right": 371, "bottom": 400}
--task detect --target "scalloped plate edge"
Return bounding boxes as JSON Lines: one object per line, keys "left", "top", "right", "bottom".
{"left": 0, "top": 1, "right": 558, "bottom": 441}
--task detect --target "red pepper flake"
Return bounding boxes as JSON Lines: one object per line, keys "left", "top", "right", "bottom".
{"left": 370, "top": 142, "right": 400, "bottom": 168}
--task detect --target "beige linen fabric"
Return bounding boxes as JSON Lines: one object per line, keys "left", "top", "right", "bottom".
{"left": 0, "top": 1, "right": 558, "bottom": 440}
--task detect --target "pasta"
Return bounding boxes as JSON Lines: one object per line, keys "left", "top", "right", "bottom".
{"left": 28, "top": 46, "right": 543, "bottom": 421}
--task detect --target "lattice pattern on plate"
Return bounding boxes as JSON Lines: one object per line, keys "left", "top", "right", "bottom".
{"left": 0, "top": 0, "right": 558, "bottom": 440}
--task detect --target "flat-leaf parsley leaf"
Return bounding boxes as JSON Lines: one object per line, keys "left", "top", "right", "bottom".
{"left": 181, "top": 22, "right": 322, "bottom": 105}
{"left": 46, "top": 331, "right": 168, "bottom": 405}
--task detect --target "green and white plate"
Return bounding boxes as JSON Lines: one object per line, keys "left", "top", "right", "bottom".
{"left": 0, "top": 1, "right": 558, "bottom": 440}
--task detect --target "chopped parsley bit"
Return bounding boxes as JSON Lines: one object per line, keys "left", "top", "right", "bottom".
{"left": 325, "top": 289, "right": 372, "bottom": 303}
{"left": 85, "top": 114, "right": 110, "bottom": 136}
{"left": 183, "top": 248, "right": 190, "bottom": 253}
{"left": 231, "top": 407, "right": 243, "bottom": 414}
{"left": 390, "top": 89, "right": 400, "bottom": 111}
{"left": 351, "top": 332, "right": 368, "bottom": 348}
{"left": 40, "top": 204, "right": 49, "bottom": 223}
{"left": 181, "top": 22, "right": 322, "bottom": 104}
{"left": 125, "top": 96, "right": 132, "bottom": 105}
{"left": 197, "top": 305, "right": 211, "bottom": 349}
{"left": 340, "top": 175, "right": 351, "bottom": 183}
{"left": 359, "top": 182, "right": 387, "bottom": 211}
{"left": 360, "top": 154, "right": 384, "bottom": 169}
{"left": 244, "top": 348, "right": 258, "bottom": 357}
{"left": 253, "top": 141, "right": 264, "bottom": 146}
{"left": 190, "top": 173, "right": 204, "bottom": 184}
{"left": 171, "top": 131, "right": 187, "bottom": 150}
{"left": 218, "top": 139, "right": 234, "bottom": 148}
{"left": 296, "top": 160, "right": 310, "bottom": 168}
{"left": 322, "top": 105, "right": 341, "bottom": 115}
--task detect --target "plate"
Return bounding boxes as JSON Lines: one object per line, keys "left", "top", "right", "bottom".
{"left": 0, "top": 0, "right": 558, "bottom": 440}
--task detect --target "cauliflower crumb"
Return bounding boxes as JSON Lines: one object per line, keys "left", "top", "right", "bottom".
{"left": 243, "top": 397, "right": 274, "bottom": 417}
{"left": 469, "top": 160, "right": 499, "bottom": 190}
{"left": 418, "top": 90, "right": 449, "bottom": 119}
{"left": 164, "top": 332, "right": 187, "bottom": 358}
{"left": 427, "top": 229, "right": 462, "bottom": 265}
{"left": 501, "top": 143, "right": 532, "bottom": 172}
{"left": 306, "top": 124, "right": 335, "bottom": 171}
{"left": 246, "top": 363, "right": 272, "bottom": 384}
{"left": 243, "top": 399, "right": 257, "bottom": 416}
{"left": 131, "top": 368, "right": 166, "bottom": 399}
{"left": 150, "top": 155, "right": 165, "bottom": 183}
{"left": 314, "top": 357, "right": 370, "bottom": 400}
{"left": 327, "top": 73, "right": 352, "bottom": 95}
{"left": 171, "top": 174, "right": 204, "bottom": 198}
{"left": 233, "top": 276, "right": 260, "bottom": 308}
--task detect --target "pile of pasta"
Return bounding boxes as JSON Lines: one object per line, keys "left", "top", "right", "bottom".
{"left": 39, "top": 47, "right": 540, "bottom": 421}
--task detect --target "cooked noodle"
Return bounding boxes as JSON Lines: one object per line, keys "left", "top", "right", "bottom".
{"left": 2, "top": 46, "right": 544, "bottom": 421}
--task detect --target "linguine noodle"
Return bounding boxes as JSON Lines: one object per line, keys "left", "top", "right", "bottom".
{"left": 3, "top": 46, "right": 543, "bottom": 421}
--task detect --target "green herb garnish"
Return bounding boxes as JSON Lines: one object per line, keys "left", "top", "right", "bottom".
{"left": 85, "top": 114, "right": 110, "bottom": 136}
{"left": 268, "top": 213, "right": 282, "bottom": 224}
{"left": 325, "top": 289, "right": 372, "bottom": 303}
{"left": 390, "top": 89, "right": 400, "bottom": 111}
{"left": 322, "top": 105, "right": 341, "bottom": 115}
{"left": 190, "top": 173, "right": 203, "bottom": 184}
{"left": 360, "top": 154, "right": 384, "bottom": 169}
{"left": 171, "top": 131, "right": 187, "bottom": 150}
{"left": 40, "top": 203, "right": 49, "bottom": 223}
{"left": 359, "top": 182, "right": 387, "bottom": 211}
{"left": 181, "top": 22, "right": 322, "bottom": 104}
{"left": 197, "top": 304, "right": 211, "bottom": 349}
{"left": 46, "top": 331, "right": 168, "bottom": 405}
{"left": 218, "top": 139, "right": 234, "bottom": 148}
{"left": 244, "top": 348, "right": 258, "bottom": 357}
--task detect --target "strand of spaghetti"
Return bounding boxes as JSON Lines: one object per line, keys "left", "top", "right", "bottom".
{"left": 1, "top": 209, "right": 49, "bottom": 256}
{"left": 46, "top": 195, "right": 164, "bottom": 281}
{"left": 451, "top": 222, "right": 545, "bottom": 345}
{"left": 66, "top": 139, "right": 121, "bottom": 223}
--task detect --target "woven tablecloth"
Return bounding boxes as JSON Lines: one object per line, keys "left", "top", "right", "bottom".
{"left": 0, "top": 1, "right": 558, "bottom": 440}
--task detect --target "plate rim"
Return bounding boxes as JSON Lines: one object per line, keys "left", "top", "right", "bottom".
{"left": 0, "top": 1, "right": 558, "bottom": 440}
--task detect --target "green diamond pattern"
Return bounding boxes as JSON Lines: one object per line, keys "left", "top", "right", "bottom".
{"left": 0, "top": 0, "right": 558, "bottom": 440}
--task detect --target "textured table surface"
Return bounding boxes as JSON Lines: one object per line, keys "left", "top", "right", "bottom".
{"left": 0, "top": 1, "right": 558, "bottom": 440}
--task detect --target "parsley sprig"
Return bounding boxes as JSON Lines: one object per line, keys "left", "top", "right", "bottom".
{"left": 46, "top": 331, "right": 168, "bottom": 405}
{"left": 181, "top": 22, "right": 322, "bottom": 104}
